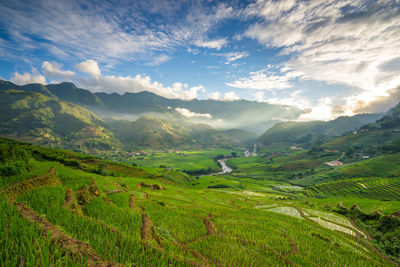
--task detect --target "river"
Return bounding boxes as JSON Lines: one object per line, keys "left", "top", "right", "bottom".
{"left": 200, "top": 159, "right": 232, "bottom": 176}
{"left": 218, "top": 159, "right": 232, "bottom": 174}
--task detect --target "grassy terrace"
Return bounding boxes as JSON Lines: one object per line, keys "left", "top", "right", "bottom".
{"left": 1, "top": 138, "right": 399, "bottom": 266}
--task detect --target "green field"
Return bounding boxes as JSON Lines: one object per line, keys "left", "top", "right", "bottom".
{"left": 1, "top": 138, "right": 400, "bottom": 266}
{"left": 122, "top": 149, "right": 235, "bottom": 173}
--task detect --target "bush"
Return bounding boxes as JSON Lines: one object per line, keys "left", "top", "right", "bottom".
{"left": 0, "top": 162, "right": 27, "bottom": 176}
{"left": 208, "top": 184, "right": 231, "bottom": 189}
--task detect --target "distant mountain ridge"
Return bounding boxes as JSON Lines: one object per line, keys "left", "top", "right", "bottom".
{"left": 0, "top": 80, "right": 303, "bottom": 134}
{"left": 105, "top": 115, "right": 255, "bottom": 149}
{"left": 0, "top": 81, "right": 257, "bottom": 151}
{"left": 258, "top": 113, "right": 384, "bottom": 148}
{"left": 322, "top": 102, "right": 400, "bottom": 154}
{"left": 1, "top": 79, "right": 397, "bottom": 153}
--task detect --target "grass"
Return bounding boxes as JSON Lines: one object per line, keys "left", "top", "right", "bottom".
{"left": 123, "top": 149, "right": 234, "bottom": 172}
{"left": 1, "top": 138, "right": 399, "bottom": 266}
{"left": 305, "top": 177, "right": 400, "bottom": 201}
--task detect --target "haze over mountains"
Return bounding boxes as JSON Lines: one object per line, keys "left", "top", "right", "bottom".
{"left": 1, "top": 79, "right": 398, "bottom": 153}
{"left": 0, "top": 80, "right": 303, "bottom": 134}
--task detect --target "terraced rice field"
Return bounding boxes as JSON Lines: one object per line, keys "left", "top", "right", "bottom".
{"left": 305, "top": 177, "right": 400, "bottom": 200}
{"left": 1, "top": 140, "right": 399, "bottom": 266}
{"left": 1, "top": 160, "right": 393, "bottom": 266}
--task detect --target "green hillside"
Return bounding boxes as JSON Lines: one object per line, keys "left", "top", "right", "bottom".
{"left": 46, "top": 82, "right": 105, "bottom": 108}
{"left": 0, "top": 90, "right": 120, "bottom": 153}
{"left": 1, "top": 138, "right": 398, "bottom": 266}
{"left": 0, "top": 87, "right": 253, "bottom": 151}
{"left": 323, "top": 102, "right": 400, "bottom": 155}
{"left": 0, "top": 80, "right": 303, "bottom": 134}
{"left": 106, "top": 116, "right": 244, "bottom": 149}
{"left": 0, "top": 80, "right": 56, "bottom": 98}
{"left": 258, "top": 114, "right": 383, "bottom": 149}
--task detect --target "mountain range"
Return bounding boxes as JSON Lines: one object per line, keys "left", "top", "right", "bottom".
{"left": 0, "top": 80, "right": 302, "bottom": 134}
{"left": 0, "top": 79, "right": 398, "bottom": 153}
{"left": 258, "top": 113, "right": 383, "bottom": 149}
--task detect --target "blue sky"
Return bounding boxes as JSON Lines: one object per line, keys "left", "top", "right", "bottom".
{"left": 0, "top": 0, "right": 399, "bottom": 120}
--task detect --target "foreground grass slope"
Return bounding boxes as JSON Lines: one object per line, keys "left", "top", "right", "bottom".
{"left": 1, "top": 138, "right": 399, "bottom": 266}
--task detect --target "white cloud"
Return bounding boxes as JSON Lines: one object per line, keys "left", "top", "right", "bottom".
{"left": 209, "top": 91, "right": 221, "bottom": 100}
{"left": 42, "top": 61, "right": 75, "bottom": 81}
{"left": 10, "top": 71, "right": 46, "bottom": 85}
{"left": 226, "top": 68, "right": 304, "bottom": 91}
{"left": 253, "top": 91, "right": 265, "bottom": 102}
{"left": 187, "top": 47, "right": 199, "bottom": 55}
{"left": 71, "top": 60, "right": 203, "bottom": 100}
{"left": 213, "top": 51, "right": 249, "bottom": 64}
{"left": 146, "top": 54, "right": 171, "bottom": 66}
{"left": 175, "top": 107, "right": 212, "bottom": 119}
{"left": 243, "top": 0, "right": 400, "bottom": 114}
{"left": 298, "top": 97, "right": 336, "bottom": 121}
{"left": 344, "top": 85, "right": 400, "bottom": 115}
{"left": 0, "top": 1, "right": 234, "bottom": 61}
{"left": 222, "top": 91, "right": 240, "bottom": 101}
{"left": 76, "top": 60, "right": 101, "bottom": 79}
{"left": 194, "top": 38, "right": 227, "bottom": 50}
{"left": 266, "top": 95, "right": 337, "bottom": 122}
{"left": 79, "top": 74, "right": 204, "bottom": 100}
{"left": 208, "top": 91, "right": 240, "bottom": 101}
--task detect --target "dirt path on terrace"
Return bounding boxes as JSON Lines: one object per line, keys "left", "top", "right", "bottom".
{"left": 14, "top": 202, "right": 120, "bottom": 267}
{"left": 349, "top": 218, "right": 372, "bottom": 240}
{"left": 129, "top": 194, "right": 135, "bottom": 210}
{"left": 141, "top": 212, "right": 152, "bottom": 241}
{"left": 140, "top": 209, "right": 208, "bottom": 267}
{"left": 282, "top": 233, "right": 298, "bottom": 255}
{"left": 63, "top": 188, "right": 74, "bottom": 207}
{"left": 203, "top": 218, "right": 216, "bottom": 236}
{"left": 4, "top": 167, "right": 60, "bottom": 200}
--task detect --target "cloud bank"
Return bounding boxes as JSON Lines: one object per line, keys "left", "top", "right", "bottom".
{"left": 11, "top": 71, "right": 46, "bottom": 85}
{"left": 175, "top": 107, "right": 212, "bottom": 119}
{"left": 239, "top": 0, "right": 400, "bottom": 117}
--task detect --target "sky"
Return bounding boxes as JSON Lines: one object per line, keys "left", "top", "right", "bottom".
{"left": 0, "top": 0, "right": 400, "bottom": 121}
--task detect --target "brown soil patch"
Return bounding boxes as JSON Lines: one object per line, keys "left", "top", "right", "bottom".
{"left": 4, "top": 167, "right": 60, "bottom": 200}
{"left": 64, "top": 188, "right": 74, "bottom": 207}
{"left": 137, "top": 182, "right": 164, "bottom": 190}
{"left": 141, "top": 213, "right": 152, "bottom": 241}
{"left": 203, "top": 218, "right": 216, "bottom": 236}
{"left": 129, "top": 195, "right": 135, "bottom": 210}
{"left": 15, "top": 202, "right": 120, "bottom": 266}
{"left": 63, "top": 189, "right": 83, "bottom": 214}
{"left": 174, "top": 242, "right": 209, "bottom": 267}
{"left": 339, "top": 201, "right": 347, "bottom": 210}
{"left": 282, "top": 233, "right": 298, "bottom": 255}
{"left": 77, "top": 179, "right": 100, "bottom": 205}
